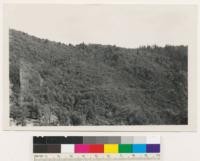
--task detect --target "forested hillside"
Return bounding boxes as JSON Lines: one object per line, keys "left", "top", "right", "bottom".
{"left": 9, "top": 29, "right": 188, "bottom": 126}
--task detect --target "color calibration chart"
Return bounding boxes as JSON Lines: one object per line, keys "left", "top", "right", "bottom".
{"left": 33, "top": 136, "right": 161, "bottom": 161}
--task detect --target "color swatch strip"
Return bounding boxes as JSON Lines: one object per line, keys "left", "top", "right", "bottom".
{"left": 33, "top": 136, "right": 160, "bottom": 154}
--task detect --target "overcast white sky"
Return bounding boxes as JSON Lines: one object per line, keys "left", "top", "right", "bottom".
{"left": 4, "top": 4, "right": 197, "bottom": 48}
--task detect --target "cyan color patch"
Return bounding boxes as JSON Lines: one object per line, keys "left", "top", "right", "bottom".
{"left": 132, "top": 144, "right": 146, "bottom": 153}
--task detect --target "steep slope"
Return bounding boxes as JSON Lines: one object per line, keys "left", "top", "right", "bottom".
{"left": 9, "top": 29, "right": 188, "bottom": 126}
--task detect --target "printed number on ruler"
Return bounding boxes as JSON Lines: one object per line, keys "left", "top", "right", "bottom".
{"left": 33, "top": 153, "right": 160, "bottom": 161}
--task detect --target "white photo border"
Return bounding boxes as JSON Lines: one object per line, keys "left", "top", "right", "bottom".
{"left": 2, "top": 1, "right": 198, "bottom": 131}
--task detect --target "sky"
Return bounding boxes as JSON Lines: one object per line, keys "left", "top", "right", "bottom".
{"left": 4, "top": 4, "right": 197, "bottom": 48}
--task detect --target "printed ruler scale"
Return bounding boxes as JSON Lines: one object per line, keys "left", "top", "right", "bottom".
{"left": 33, "top": 136, "right": 161, "bottom": 161}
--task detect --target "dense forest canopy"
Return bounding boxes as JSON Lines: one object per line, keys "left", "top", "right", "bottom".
{"left": 9, "top": 29, "right": 188, "bottom": 126}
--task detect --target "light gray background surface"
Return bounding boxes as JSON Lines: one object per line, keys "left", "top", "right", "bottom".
{"left": 0, "top": 0, "right": 200, "bottom": 161}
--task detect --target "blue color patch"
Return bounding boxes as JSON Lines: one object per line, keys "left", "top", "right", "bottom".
{"left": 132, "top": 144, "right": 146, "bottom": 153}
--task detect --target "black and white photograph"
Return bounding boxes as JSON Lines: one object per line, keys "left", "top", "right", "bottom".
{"left": 4, "top": 4, "right": 197, "bottom": 129}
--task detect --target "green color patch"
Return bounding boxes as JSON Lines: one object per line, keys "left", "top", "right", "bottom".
{"left": 118, "top": 144, "right": 132, "bottom": 153}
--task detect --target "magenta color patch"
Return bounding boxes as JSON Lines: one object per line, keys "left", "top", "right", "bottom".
{"left": 75, "top": 144, "right": 90, "bottom": 153}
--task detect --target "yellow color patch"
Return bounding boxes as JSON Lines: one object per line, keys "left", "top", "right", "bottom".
{"left": 104, "top": 144, "right": 118, "bottom": 153}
